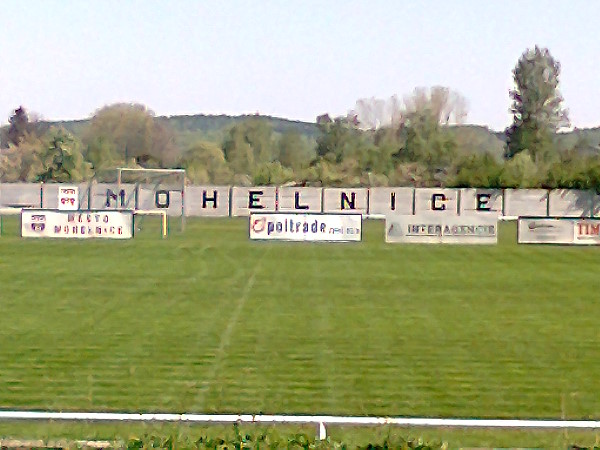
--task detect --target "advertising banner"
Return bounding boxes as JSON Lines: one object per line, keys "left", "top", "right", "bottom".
{"left": 22, "top": 210, "right": 133, "bottom": 239}
{"left": 574, "top": 219, "right": 600, "bottom": 244}
{"left": 517, "top": 217, "right": 573, "bottom": 244}
{"left": 386, "top": 215, "right": 498, "bottom": 244}
{"left": 249, "top": 213, "right": 362, "bottom": 242}
{"left": 57, "top": 186, "right": 79, "bottom": 210}
{"left": 518, "top": 217, "right": 600, "bottom": 245}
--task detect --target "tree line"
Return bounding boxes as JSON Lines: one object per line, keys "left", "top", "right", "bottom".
{"left": 1, "top": 46, "right": 600, "bottom": 189}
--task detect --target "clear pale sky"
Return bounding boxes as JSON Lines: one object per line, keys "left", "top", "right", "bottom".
{"left": 1, "top": 0, "right": 599, "bottom": 131}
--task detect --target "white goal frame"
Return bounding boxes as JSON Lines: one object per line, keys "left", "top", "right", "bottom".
{"left": 134, "top": 209, "right": 168, "bottom": 238}
{"left": 116, "top": 168, "right": 186, "bottom": 232}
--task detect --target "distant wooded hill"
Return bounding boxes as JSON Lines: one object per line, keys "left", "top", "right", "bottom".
{"left": 3, "top": 111, "right": 600, "bottom": 189}
{"left": 46, "top": 114, "right": 322, "bottom": 147}
{"left": 41, "top": 114, "right": 600, "bottom": 157}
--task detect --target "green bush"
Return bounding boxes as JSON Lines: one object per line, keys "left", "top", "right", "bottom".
{"left": 125, "top": 426, "right": 443, "bottom": 450}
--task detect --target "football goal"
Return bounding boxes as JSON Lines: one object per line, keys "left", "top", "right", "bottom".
{"left": 115, "top": 168, "right": 186, "bottom": 234}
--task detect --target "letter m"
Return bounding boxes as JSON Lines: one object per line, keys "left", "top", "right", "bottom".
{"left": 106, "top": 189, "right": 125, "bottom": 208}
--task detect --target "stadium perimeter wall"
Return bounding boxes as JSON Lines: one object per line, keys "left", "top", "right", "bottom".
{"left": 2, "top": 183, "right": 600, "bottom": 219}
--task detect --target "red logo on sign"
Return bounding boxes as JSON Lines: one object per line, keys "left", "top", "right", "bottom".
{"left": 251, "top": 218, "right": 266, "bottom": 233}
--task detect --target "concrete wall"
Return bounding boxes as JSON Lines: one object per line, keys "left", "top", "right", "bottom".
{"left": 322, "top": 188, "right": 369, "bottom": 214}
{"left": 4, "top": 183, "right": 600, "bottom": 218}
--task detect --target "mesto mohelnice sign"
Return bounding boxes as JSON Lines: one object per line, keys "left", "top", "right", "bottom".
{"left": 1, "top": 184, "right": 600, "bottom": 218}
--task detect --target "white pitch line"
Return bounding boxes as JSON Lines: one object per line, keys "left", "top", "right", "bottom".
{"left": 195, "top": 248, "right": 269, "bottom": 407}
{"left": 1, "top": 411, "right": 600, "bottom": 430}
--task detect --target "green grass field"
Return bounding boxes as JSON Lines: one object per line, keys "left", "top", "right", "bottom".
{"left": 1, "top": 217, "right": 600, "bottom": 447}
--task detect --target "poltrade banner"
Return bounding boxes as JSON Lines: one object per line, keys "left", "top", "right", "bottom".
{"left": 249, "top": 213, "right": 362, "bottom": 242}
{"left": 21, "top": 209, "right": 133, "bottom": 239}
{"left": 386, "top": 215, "right": 498, "bottom": 244}
{"left": 518, "top": 217, "right": 600, "bottom": 245}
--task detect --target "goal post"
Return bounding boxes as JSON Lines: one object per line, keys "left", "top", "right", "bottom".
{"left": 115, "top": 168, "right": 186, "bottom": 233}
{"left": 134, "top": 209, "right": 168, "bottom": 238}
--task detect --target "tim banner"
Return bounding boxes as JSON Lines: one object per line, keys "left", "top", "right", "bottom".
{"left": 249, "top": 213, "right": 362, "bottom": 242}
{"left": 22, "top": 209, "right": 134, "bottom": 239}
{"left": 386, "top": 215, "right": 498, "bottom": 244}
{"left": 518, "top": 217, "right": 600, "bottom": 245}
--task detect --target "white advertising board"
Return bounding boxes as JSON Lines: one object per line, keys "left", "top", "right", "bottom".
{"left": 518, "top": 217, "right": 600, "bottom": 245}
{"left": 42, "top": 183, "right": 89, "bottom": 210}
{"left": 414, "top": 188, "right": 459, "bottom": 215}
{"left": 184, "top": 186, "right": 231, "bottom": 217}
{"left": 231, "top": 187, "right": 277, "bottom": 216}
{"left": 137, "top": 184, "right": 183, "bottom": 216}
{"left": 415, "top": 188, "right": 459, "bottom": 216}
{"left": 0, "top": 183, "right": 42, "bottom": 209}
{"left": 322, "top": 188, "right": 368, "bottom": 214}
{"left": 277, "top": 187, "right": 323, "bottom": 212}
{"left": 22, "top": 210, "right": 133, "bottom": 239}
{"left": 386, "top": 215, "right": 498, "bottom": 244}
{"left": 517, "top": 217, "right": 574, "bottom": 244}
{"left": 548, "top": 189, "right": 596, "bottom": 217}
{"left": 368, "top": 188, "right": 414, "bottom": 216}
{"left": 90, "top": 183, "right": 137, "bottom": 210}
{"left": 459, "top": 189, "right": 503, "bottom": 216}
{"left": 504, "top": 189, "right": 548, "bottom": 217}
{"left": 57, "top": 185, "right": 79, "bottom": 210}
{"left": 574, "top": 220, "right": 600, "bottom": 244}
{"left": 249, "top": 213, "right": 362, "bottom": 242}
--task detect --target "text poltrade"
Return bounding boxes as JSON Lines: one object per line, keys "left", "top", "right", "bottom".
{"left": 263, "top": 218, "right": 328, "bottom": 235}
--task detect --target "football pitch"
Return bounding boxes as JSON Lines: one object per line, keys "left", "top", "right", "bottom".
{"left": 1, "top": 217, "right": 600, "bottom": 447}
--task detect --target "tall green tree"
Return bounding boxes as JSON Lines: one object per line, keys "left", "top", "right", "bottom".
{"left": 83, "top": 103, "right": 178, "bottom": 170}
{"left": 278, "top": 130, "right": 315, "bottom": 170}
{"left": 222, "top": 118, "right": 277, "bottom": 175}
{"left": 315, "top": 114, "right": 364, "bottom": 163}
{"left": 179, "top": 140, "right": 232, "bottom": 184}
{"left": 6, "top": 106, "right": 30, "bottom": 145}
{"left": 395, "top": 87, "right": 464, "bottom": 174}
{"left": 37, "top": 128, "right": 92, "bottom": 182}
{"left": 505, "top": 46, "right": 569, "bottom": 160}
{"left": 2, "top": 106, "right": 48, "bottom": 147}
{"left": 0, "top": 134, "right": 45, "bottom": 182}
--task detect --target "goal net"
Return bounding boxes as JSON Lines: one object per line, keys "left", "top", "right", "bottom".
{"left": 114, "top": 168, "right": 186, "bottom": 235}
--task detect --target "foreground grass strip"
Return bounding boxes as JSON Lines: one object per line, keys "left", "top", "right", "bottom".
{"left": 1, "top": 422, "right": 600, "bottom": 448}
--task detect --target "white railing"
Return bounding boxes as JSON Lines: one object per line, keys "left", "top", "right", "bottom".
{"left": 1, "top": 411, "right": 600, "bottom": 439}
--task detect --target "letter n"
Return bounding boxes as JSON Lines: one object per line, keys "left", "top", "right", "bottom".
{"left": 341, "top": 192, "right": 356, "bottom": 210}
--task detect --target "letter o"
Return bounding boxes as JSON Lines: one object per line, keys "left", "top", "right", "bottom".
{"left": 155, "top": 190, "right": 170, "bottom": 208}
